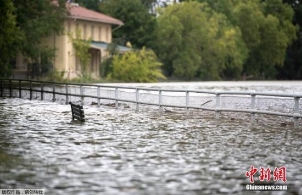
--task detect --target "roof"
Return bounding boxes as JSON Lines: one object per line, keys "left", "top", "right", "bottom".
{"left": 67, "top": 3, "right": 123, "bottom": 25}
{"left": 91, "top": 41, "right": 131, "bottom": 53}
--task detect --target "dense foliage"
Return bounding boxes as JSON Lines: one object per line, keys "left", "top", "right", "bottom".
{"left": 192, "top": 0, "right": 297, "bottom": 79}
{"left": 13, "top": 0, "right": 66, "bottom": 63}
{"left": 100, "top": 0, "right": 156, "bottom": 48}
{"left": 107, "top": 48, "right": 166, "bottom": 82}
{"left": 99, "top": 0, "right": 298, "bottom": 80}
{"left": 0, "top": 0, "right": 67, "bottom": 78}
{"left": 154, "top": 2, "right": 248, "bottom": 80}
{"left": 277, "top": 0, "right": 302, "bottom": 79}
{"left": 1, "top": 0, "right": 301, "bottom": 81}
{"left": 75, "top": 0, "right": 101, "bottom": 12}
{"left": 0, "top": 0, "right": 20, "bottom": 78}
{"left": 155, "top": 0, "right": 296, "bottom": 80}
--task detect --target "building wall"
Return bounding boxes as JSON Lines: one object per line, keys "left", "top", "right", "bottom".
{"left": 14, "top": 18, "right": 113, "bottom": 79}
{"left": 64, "top": 19, "right": 112, "bottom": 79}
{"left": 42, "top": 33, "right": 67, "bottom": 73}
{"left": 67, "top": 19, "right": 112, "bottom": 43}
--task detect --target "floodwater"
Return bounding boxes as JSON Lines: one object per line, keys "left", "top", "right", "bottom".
{"left": 100, "top": 80, "right": 302, "bottom": 93}
{"left": 0, "top": 81, "right": 301, "bottom": 195}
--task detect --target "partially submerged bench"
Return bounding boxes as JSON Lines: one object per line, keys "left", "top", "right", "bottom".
{"left": 69, "top": 102, "right": 85, "bottom": 122}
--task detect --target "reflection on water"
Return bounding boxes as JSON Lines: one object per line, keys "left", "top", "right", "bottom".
{"left": 0, "top": 82, "right": 302, "bottom": 195}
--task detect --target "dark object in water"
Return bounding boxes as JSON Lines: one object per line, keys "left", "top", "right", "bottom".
{"left": 69, "top": 102, "right": 85, "bottom": 122}
{"left": 201, "top": 100, "right": 212, "bottom": 106}
{"left": 91, "top": 101, "right": 130, "bottom": 108}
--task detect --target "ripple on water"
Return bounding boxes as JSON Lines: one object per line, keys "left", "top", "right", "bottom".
{"left": 0, "top": 98, "right": 301, "bottom": 195}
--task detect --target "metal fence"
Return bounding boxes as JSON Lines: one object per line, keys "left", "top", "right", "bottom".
{"left": 1, "top": 79, "right": 301, "bottom": 128}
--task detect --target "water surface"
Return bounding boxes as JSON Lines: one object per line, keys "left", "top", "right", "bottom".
{"left": 0, "top": 82, "right": 301, "bottom": 195}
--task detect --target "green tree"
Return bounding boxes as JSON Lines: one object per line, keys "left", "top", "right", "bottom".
{"left": 100, "top": 0, "right": 156, "bottom": 48}
{"left": 154, "top": 1, "right": 247, "bottom": 80}
{"left": 75, "top": 0, "right": 101, "bottom": 12}
{"left": 107, "top": 48, "right": 166, "bottom": 82}
{"left": 277, "top": 0, "right": 302, "bottom": 79}
{"left": 0, "top": 0, "right": 21, "bottom": 78}
{"left": 245, "top": 0, "right": 296, "bottom": 78}
{"left": 141, "top": 0, "right": 156, "bottom": 7}
{"left": 13, "top": 0, "right": 66, "bottom": 71}
{"left": 99, "top": 41, "right": 120, "bottom": 77}
{"left": 188, "top": 0, "right": 297, "bottom": 79}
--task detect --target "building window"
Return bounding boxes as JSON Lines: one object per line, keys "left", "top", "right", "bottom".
{"left": 76, "top": 56, "right": 80, "bottom": 71}
{"left": 91, "top": 25, "right": 94, "bottom": 40}
{"left": 67, "top": 22, "right": 71, "bottom": 33}
{"left": 106, "top": 27, "right": 109, "bottom": 42}
{"left": 98, "top": 26, "right": 101, "bottom": 41}
{"left": 83, "top": 24, "right": 87, "bottom": 39}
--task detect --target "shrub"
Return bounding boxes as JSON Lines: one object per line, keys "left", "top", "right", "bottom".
{"left": 107, "top": 48, "right": 166, "bottom": 82}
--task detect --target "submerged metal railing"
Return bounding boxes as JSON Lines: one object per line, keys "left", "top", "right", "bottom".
{"left": 0, "top": 79, "right": 301, "bottom": 128}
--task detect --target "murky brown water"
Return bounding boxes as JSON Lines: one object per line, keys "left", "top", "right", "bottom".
{"left": 0, "top": 82, "right": 301, "bottom": 195}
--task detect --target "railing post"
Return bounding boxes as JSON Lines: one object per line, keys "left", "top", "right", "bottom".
{"left": 41, "top": 83, "right": 44, "bottom": 101}
{"left": 115, "top": 87, "right": 118, "bottom": 109}
{"left": 9, "top": 79, "right": 12, "bottom": 98}
{"left": 294, "top": 96, "right": 300, "bottom": 129}
{"left": 19, "top": 80, "right": 21, "bottom": 98}
{"left": 65, "top": 84, "right": 69, "bottom": 105}
{"left": 186, "top": 91, "right": 189, "bottom": 111}
{"left": 215, "top": 92, "right": 220, "bottom": 119}
{"left": 97, "top": 86, "right": 100, "bottom": 107}
{"left": 251, "top": 92, "right": 256, "bottom": 123}
{"left": 80, "top": 85, "right": 84, "bottom": 106}
{"left": 52, "top": 83, "right": 55, "bottom": 102}
{"left": 136, "top": 88, "right": 139, "bottom": 112}
{"left": 159, "top": 90, "right": 163, "bottom": 112}
{"left": 30, "top": 81, "right": 33, "bottom": 100}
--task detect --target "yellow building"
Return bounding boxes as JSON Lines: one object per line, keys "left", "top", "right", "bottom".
{"left": 13, "top": 3, "right": 128, "bottom": 79}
